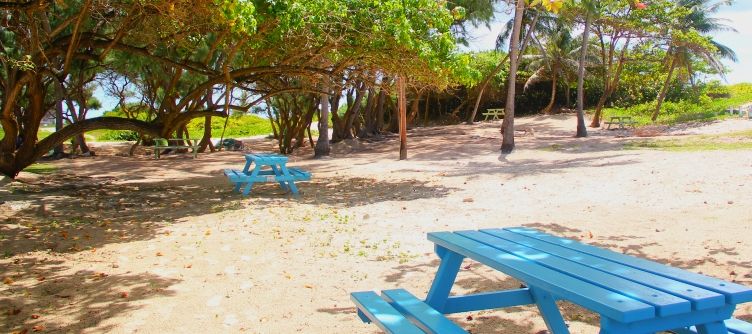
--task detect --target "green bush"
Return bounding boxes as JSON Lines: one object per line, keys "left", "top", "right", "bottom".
{"left": 187, "top": 114, "right": 273, "bottom": 139}
{"left": 97, "top": 130, "right": 140, "bottom": 141}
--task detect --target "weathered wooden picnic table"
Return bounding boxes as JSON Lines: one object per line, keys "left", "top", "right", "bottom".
{"left": 153, "top": 138, "right": 200, "bottom": 159}
{"left": 605, "top": 116, "right": 637, "bottom": 130}
{"left": 352, "top": 227, "right": 752, "bottom": 334}
{"left": 223, "top": 153, "right": 310, "bottom": 197}
{"left": 482, "top": 108, "right": 505, "bottom": 121}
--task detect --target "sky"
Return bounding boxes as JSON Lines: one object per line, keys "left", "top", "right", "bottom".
{"left": 462, "top": 1, "right": 752, "bottom": 84}
{"left": 95, "top": 1, "right": 751, "bottom": 113}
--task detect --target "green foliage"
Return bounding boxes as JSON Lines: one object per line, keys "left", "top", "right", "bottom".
{"left": 604, "top": 83, "right": 752, "bottom": 125}
{"left": 625, "top": 130, "right": 752, "bottom": 151}
{"left": 186, "top": 114, "right": 273, "bottom": 139}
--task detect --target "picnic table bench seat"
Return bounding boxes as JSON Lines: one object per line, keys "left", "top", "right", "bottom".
{"left": 351, "top": 289, "right": 467, "bottom": 334}
{"left": 673, "top": 318, "right": 752, "bottom": 334}
{"left": 481, "top": 108, "right": 504, "bottom": 121}
{"left": 223, "top": 167, "right": 311, "bottom": 183}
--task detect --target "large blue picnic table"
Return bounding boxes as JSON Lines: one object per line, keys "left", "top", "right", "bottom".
{"left": 352, "top": 227, "right": 752, "bottom": 334}
{"left": 223, "top": 153, "right": 310, "bottom": 196}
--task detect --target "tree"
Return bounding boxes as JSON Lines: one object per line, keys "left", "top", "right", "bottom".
{"left": 523, "top": 24, "right": 579, "bottom": 114}
{"left": 652, "top": 0, "right": 737, "bottom": 122}
{"left": 500, "top": 0, "right": 526, "bottom": 154}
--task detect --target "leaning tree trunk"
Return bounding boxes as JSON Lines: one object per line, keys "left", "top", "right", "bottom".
{"left": 652, "top": 55, "right": 677, "bottom": 122}
{"left": 575, "top": 12, "right": 591, "bottom": 138}
{"left": 314, "top": 89, "right": 331, "bottom": 158}
{"left": 500, "top": 0, "right": 525, "bottom": 154}
{"left": 542, "top": 71, "right": 558, "bottom": 114}
{"left": 198, "top": 116, "right": 215, "bottom": 153}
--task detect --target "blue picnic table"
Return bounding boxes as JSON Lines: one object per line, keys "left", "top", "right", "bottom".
{"left": 352, "top": 227, "right": 752, "bottom": 334}
{"left": 223, "top": 153, "right": 310, "bottom": 196}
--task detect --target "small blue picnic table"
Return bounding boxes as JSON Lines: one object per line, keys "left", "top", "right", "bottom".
{"left": 223, "top": 153, "right": 310, "bottom": 196}
{"left": 352, "top": 227, "right": 752, "bottom": 334}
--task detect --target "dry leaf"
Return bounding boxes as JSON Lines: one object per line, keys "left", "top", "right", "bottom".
{"left": 3, "top": 277, "right": 14, "bottom": 285}
{"left": 36, "top": 276, "right": 45, "bottom": 281}
{"left": 119, "top": 292, "right": 129, "bottom": 298}
{"left": 156, "top": 252, "right": 163, "bottom": 257}
{"left": 30, "top": 314, "right": 40, "bottom": 319}
{"left": 205, "top": 229, "right": 212, "bottom": 236}
{"left": 185, "top": 264, "right": 192, "bottom": 269}
{"left": 588, "top": 231, "right": 594, "bottom": 239}
{"left": 304, "top": 284, "right": 313, "bottom": 289}
{"left": 32, "top": 325, "right": 45, "bottom": 332}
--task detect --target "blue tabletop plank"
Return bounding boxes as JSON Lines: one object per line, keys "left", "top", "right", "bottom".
{"left": 483, "top": 229, "right": 726, "bottom": 311}
{"left": 428, "top": 232, "right": 656, "bottom": 323}
{"left": 506, "top": 227, "right": 752, "bottom": 305}
{"left": 457, "top": 230, "right": 692, "bottom": 317}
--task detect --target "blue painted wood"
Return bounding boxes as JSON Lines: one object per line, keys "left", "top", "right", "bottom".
{"left": 424, "top": 247, "right": 464, "bottom": 313}
{"left": 441, "top": 289, "right": 534, "bottom": 314}
{"left": 530, "top": 287, "right": 570, "bottom": 334}
{"left": 482, "top": 229, "right": 725, "bottom": 311}
{"left": 427, "top": 232, "right": 655, "bottom": 323}
{"left": 381, "top": 289, "right": 467, "bottom": 334}
{"left": 459, "top": 230, "right": 692, "bottom": 317}
{"left": 351, "top": 291, "right": 424, "bottom": 334}
{"left": 227, "top": 153, "right": 310, "bottom": 197}
{"left": 696, "top": 321, "right": 730, "bottom": 334}
{"left": 506, "top": 227, "right": 752, "bottom": 305}
{"left": 599, "top": 303, "right": 735, "bottom": 333}
{"left": 680, "top": 318, "right": 752, "bottom": 334}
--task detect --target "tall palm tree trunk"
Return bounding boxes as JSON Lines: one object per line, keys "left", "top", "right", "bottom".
{"left": 652, "top": 55, "right": 677, "bottom": 122}
{"left": 314, "top": 88, "right": 331, "bottom": 158}
{"left": 501, "top": 0, "right": 525, "bottom": 153}
{"left": 575, "top": 12, "right": 591, "bottom": 138}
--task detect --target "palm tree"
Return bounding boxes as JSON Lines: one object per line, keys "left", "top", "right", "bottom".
{"left": 652, "top": 0, "right": 737, "bottom": 122}
{"left": 500, "top": 0, "right": 526, "bottom": 154}
{"left": 523, "top": 25, "right": 580, "bottom": 114}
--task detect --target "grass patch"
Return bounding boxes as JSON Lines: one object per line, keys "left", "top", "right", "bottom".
{"left": 625, "top": 130, "right": 752, "bottom": 151}
{"left": 603, "top": 83, "right": 752, "bottom": 126}
{"left": 23, "top": 163, "right": 57, "bottom": 174}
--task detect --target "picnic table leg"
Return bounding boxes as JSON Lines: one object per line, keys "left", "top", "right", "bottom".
{"left": 270, "top": 165, "right": 291, "bottom": 192}
{"left": 240, "top": 164, "right": 262, "bottom": 196}
{"left": 424, "top": 246, "right": 465, "bottom": 313}
{"left": 277, "top": 164, "right": 301, "bottom": 196}
{"left": 530, "top": 287, "right": 570, "bottom": 334}
{"left": 694, "top": 321, "right": 729, "bottom": 334}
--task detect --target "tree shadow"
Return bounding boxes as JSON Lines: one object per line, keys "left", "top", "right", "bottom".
{"left": 1, "top": 256, "right": 179, "bottom": 333}
{"left": 246, "top": 176, "right": 459, "bottom": 208}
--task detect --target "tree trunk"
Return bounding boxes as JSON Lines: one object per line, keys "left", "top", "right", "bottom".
{"left": 198, "top": 116, "right": 214, "bottom": 153}
{"left": 53, "top": 100, "right": 65, "bottom": 156}
{"left": 591, "top": 37, "right": 631, "bottom": 128}
{"left": 652, "top": 55, "right": 677, "bottom": 122}
{"left": 469, "top": 13, "right": 539, "bottom": 124}
{"left": 314, "top": 89, "right": 331, "bottom": 158}
{"left": 500, "top": 0, "right": 525, "bottom": 154}
{"left": 542, "top": 71, "right": 558, "bottom": 114}
{"left": 575, "top": 12, "right": 591, "bottom": 138}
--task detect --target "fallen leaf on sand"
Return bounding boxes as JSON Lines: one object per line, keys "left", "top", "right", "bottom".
{"left": 304, "top": 284, "right": 313, "bottom": 289}
{"left": 32, "top": 325, "right": 45, "bottom": 332}
{"left": 185, "top": 264, "right": 192, "bottom": 268}
{"left": 119, "top": 292, "right": 129, "bottom": 298}
{"left": 31, "top": 314, "right": 40, "bottom": 319}
{"left": 205, "top": 229, "right": 212, "bottom": 236}
{"left": 156, "top": 252, "right": 163, "bottom": 257}
{"left": 3, "top": 277, "right": 14, "bottom": 285}
{"left": 588, "top": 231, "right": 594, "bottom": 239}
{"left": 463, "top": 197, "right": 474, "bottom": 203}
{"left": 36, "top": 276, "right": 45, "bottom": 281}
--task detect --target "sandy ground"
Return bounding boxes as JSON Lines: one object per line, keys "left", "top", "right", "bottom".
{"left": 1, "top": 114, "right": 751, "bottom": 334}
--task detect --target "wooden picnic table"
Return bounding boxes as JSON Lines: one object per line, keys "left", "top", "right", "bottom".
{"left": 223, "top": 153, "right": 310, "bottom": 197}
{"left": 154, "top": 138, "right": 200, "bottom": 159}
{"left": 605, "top": 116, "right": 637, "bottom": 130}
{"left": 352, "top": 227, "right": 752, "bottom": 334}
{"left": 482, "top": 108, "right": 505, "bottom": 121}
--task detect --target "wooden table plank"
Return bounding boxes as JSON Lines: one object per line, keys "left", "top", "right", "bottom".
{"left": 457, "top": 230, "right": 692, "bottom": 317}
{"left": 428, "top": 231, "right": 655, "bottom": 323}
{"left": 485, "top": 229, "right": 726, "bottom": 310}
{"left": 506, "top": 227, "right": 752, "bottom": 304}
